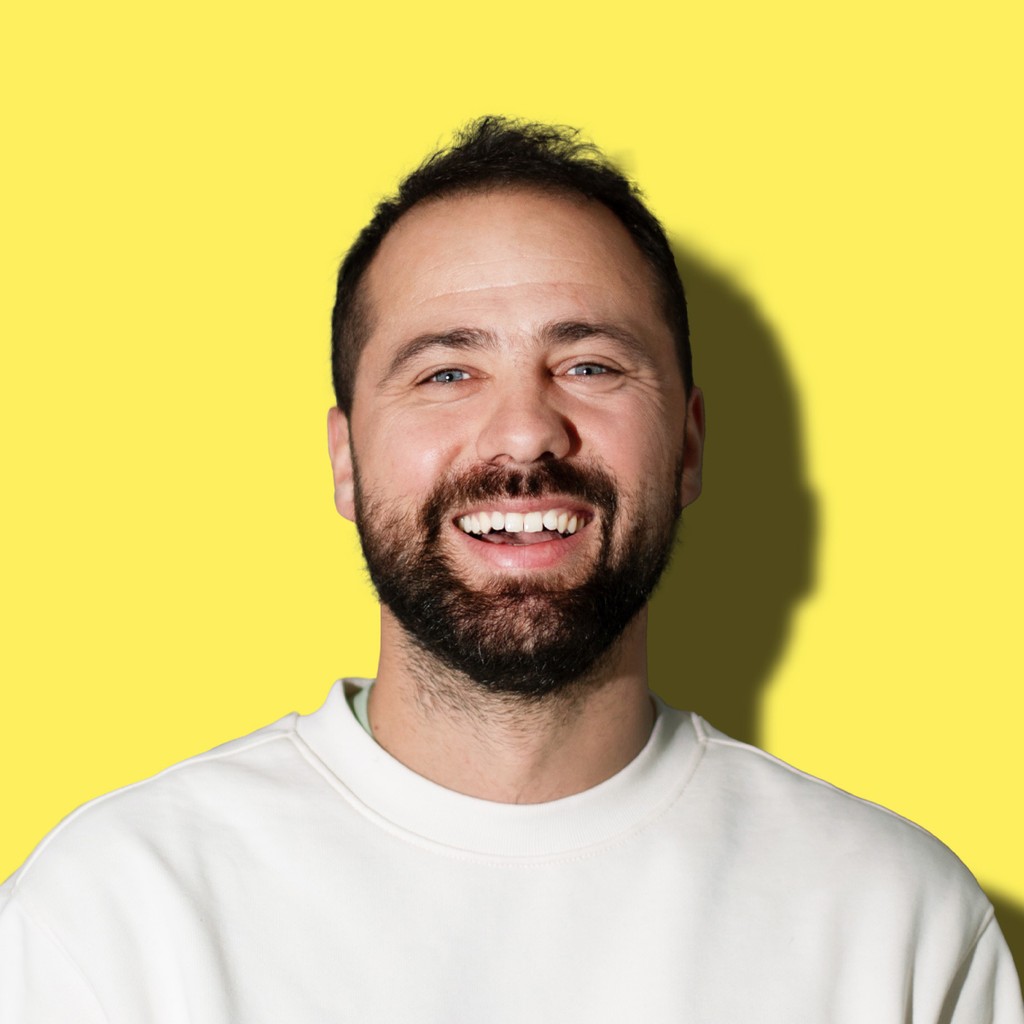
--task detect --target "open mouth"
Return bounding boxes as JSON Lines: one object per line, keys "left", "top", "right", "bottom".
{"left": 455, "top": 508, "right": 590, "bottom": 546}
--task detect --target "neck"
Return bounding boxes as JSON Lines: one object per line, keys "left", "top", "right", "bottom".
{"left": 366, "top": 610, "right": 655, "bottom": 803}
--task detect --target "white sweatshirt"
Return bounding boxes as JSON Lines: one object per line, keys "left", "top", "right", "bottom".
{"left": 2, "top": 680, "right": 1021, "bottom": 1023}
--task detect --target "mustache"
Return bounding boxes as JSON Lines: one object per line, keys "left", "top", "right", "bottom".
{"left": 420, "top": 460, "right": 619, "bottom": 542}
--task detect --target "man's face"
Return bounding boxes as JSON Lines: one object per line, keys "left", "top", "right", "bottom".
{"left": 329, "top": 188, "right": 704, "bottom": 695}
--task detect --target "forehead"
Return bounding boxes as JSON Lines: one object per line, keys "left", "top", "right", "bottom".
{"left": 359, "top": 188, "right": 668, "bottom": 358}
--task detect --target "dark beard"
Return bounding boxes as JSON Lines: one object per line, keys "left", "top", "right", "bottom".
{"left": 354, "top": 459, "right": 680, "bottom": 699}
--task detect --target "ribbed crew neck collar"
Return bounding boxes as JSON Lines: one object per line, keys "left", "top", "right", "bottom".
{"left": 296, "top": 680, "right": 705, "bottom": 860}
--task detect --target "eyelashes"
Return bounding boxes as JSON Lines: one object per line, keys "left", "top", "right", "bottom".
{"left": 420, "top": 362, "right": 619, "bottom": 386}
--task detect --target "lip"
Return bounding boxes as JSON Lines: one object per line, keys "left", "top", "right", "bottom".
{"left": 448, "top": 512, "right": 595, "bottom": 571}
{"left": 446, "top": 489, "right": 600, "bottom": 571}
{"left": 449, "top": 494, "right": 595, "bottom": 569}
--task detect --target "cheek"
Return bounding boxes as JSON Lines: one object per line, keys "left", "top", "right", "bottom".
{"left": 357, "top": 408, "right": 468, "bottom": 500}
{"left": 589, "top": 401, "right": 681, "bottom": 474}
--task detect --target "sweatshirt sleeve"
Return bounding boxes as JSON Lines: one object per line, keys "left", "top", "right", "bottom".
{"left": 942, "top": 912, "right": 1024, "bottom": 1024}
{"left": 0, "top": 889, "right": 109, "bottom": 1024}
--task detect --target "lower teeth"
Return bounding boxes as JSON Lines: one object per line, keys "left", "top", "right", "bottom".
{"left": 477, "top": 529, "right": 566, "bottom": 543}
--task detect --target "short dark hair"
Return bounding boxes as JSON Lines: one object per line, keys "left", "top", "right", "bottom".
{"left": 330, "top": 116, "right": 691, "bottom": 414}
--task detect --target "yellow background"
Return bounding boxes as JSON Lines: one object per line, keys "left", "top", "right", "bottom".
{"left": 3, "top": 0, "right": 1021, "bottom": 965}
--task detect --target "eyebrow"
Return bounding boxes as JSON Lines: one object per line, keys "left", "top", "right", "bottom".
{"left": 541, "top": 320, "right": 657, "bottom": 369}
{"left": 378, "top": 319, "right": 657, "bottom": 387}
{"left": 380, "top": 328, "right": 499, "bottom": 387}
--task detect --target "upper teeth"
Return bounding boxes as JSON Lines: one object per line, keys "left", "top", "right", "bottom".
{"left": 457, "top": 509, "right": 581, "bottom": 536}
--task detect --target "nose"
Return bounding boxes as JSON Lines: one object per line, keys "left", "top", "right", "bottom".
{"left": 475, "top": 378, "right": 576, "bottom": 465}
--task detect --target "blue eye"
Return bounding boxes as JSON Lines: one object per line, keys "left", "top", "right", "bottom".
{"left": 566, "top": 363, "right": 609, "bottom": 376}
{"left": 427, "top": 369, "right": 470, "bottom": 384}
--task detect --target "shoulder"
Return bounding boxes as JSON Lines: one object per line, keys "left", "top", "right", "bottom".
{"left": 4, "top": 713, "right": 306, "bottom": 907}
{"left": 681, "top": 712, "right": 992, "bottom": 923}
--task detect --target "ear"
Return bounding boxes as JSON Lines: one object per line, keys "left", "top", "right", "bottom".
{"left": 679, "top": 386, "right": 705, "bottom": 508}
{"left": 327, "top": 407, "right": 356, "bottom": 522}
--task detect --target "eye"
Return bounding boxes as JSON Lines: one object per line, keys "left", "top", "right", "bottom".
{"left": 425, "top": 368, "right": 471, "bottom": 384}
{"left": 565, "top": 363, "right": 610, "bottom": 377}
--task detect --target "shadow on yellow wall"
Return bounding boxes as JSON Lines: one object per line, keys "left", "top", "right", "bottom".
{"left": 991, "top": 895, "right": 1024, "bottom": 977}
{"left": 650, "top": 242, "right": 814, "bottom": 744}
{"left": 649, "top": 243, "right": 1022, "bottom": 980}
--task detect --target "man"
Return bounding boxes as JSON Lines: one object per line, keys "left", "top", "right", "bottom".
{"left": 1, "top": 118, "right": 1020, "bottom": 1022}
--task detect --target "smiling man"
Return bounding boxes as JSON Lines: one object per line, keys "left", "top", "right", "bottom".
{"left": 327, "top": 179, "right": 703, "bottom": 804}
{"left": 2, "top": 118, "right": 1021, "bottom": 1022}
